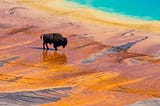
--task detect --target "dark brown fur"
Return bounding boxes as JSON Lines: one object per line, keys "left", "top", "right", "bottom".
{"left": 41, "top": 33, "right": 67, "bottom": 50}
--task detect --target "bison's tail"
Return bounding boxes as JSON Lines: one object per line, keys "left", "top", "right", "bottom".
{"left": 40, "top": 35, "right": 43, "bottom": 40}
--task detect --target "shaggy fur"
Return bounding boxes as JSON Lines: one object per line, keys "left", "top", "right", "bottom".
{"left": 41, "top": 33, "right": 67, "bottom": 50}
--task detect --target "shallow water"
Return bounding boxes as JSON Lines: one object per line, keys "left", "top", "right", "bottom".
{"left": 0, "top": 0, "right": 160, "bottom": 105}
{"left": 68, "top": 0, "right": 160, "bottom": 20}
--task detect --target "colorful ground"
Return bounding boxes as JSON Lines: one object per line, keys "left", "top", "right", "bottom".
{"left": 0, "top": 0, "right": 160, "bottom": 106}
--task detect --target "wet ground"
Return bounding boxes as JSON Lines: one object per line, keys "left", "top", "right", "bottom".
{"left": 0, "top": 0, "right": 160, "bottom": 106}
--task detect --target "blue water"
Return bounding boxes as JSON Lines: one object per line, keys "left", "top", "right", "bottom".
{"left": 68, "top": 0, "right": 160, "bottom": 20}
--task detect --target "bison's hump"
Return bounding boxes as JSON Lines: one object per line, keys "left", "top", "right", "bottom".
{"left": 42, "top": 33, "right": 64, "bottom": 41}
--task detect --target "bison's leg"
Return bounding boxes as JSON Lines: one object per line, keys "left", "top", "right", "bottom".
{"left": 55, "top": 47, "right": 57, "bottom": 51}
{"left": 53, "top": 43, "right": 57, "bottom": 51}
{"left": 46, "top": 43, "right": 49, "bottom": 50}
{"left": 54, "top": 45, "right": 57, "bottom": 51}
{"left": 43, "top": 42, "right": 45, "bottom": 50}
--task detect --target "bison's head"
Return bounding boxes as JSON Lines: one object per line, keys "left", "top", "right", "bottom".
{"left": 62, "top": 37, "right": 68, "bottom": 48}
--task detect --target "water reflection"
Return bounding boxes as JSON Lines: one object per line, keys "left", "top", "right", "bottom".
{"left": 0, "top": 86, "right": 72, "bottom": 105}
{"left": 81, "top": 36, "right": 148, "bottom": 63}
{"left": 0, "top": 56, "right": 19, "bottom": 67}
{"left": 42, "top": 51, "right": 67, "bottom": 65}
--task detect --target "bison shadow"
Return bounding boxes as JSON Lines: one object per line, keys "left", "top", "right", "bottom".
{"left": 30, "top": 47, "right": 55, "bottom": 51}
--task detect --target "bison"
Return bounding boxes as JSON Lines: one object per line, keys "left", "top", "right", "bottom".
{"left": 41, "top": 33, "right": 67, "bottom": 50}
